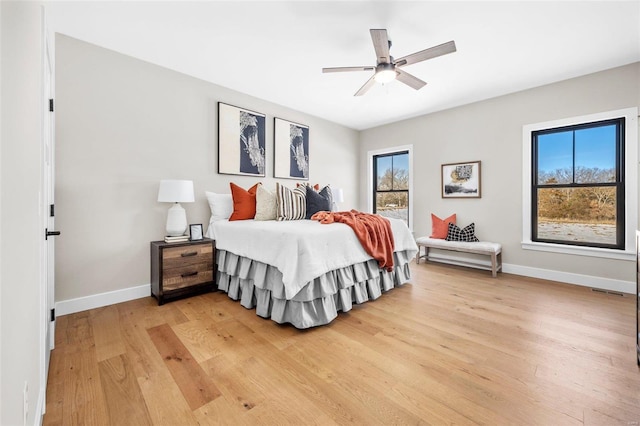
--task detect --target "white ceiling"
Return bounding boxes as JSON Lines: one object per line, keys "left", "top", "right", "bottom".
{"left": 47, "top": 1, "right": 640, "bottom": 130}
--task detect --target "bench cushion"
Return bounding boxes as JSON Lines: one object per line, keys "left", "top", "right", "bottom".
{"left": 416, "top": 236, "right": 501, "bottom": 254}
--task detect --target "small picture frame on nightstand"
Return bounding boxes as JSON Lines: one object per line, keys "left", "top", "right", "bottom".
{"left": 189, "top": 224, "right": 203, "bottom": 241}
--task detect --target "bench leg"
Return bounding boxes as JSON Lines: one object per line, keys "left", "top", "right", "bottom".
{"left": 491, "top": 253, "right": 497, "bottom": 278}
{"left": 415, "top": 245, "right": 430, "bottom": 265}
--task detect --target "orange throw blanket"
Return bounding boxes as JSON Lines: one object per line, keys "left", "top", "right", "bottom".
{"left": 311, "top": 210, "right": 395, "bottom": 271}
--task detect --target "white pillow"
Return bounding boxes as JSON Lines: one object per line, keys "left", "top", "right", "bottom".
{"left": 205, "top": 191, "right": 233, "bottom": 222}
{"left": 255, "top": 185, "right": 277, "bottom": 221}
{"left": 204, "top": 218, "right": 216, "bottom": 239}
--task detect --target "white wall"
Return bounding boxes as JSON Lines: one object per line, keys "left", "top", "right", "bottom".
{"left": 55, "top": 34, "right": 359, "bottom": 304}
{"left": 360, "top": 62, "right": 640, "bottom": 289}
{"left": 1, "top": 2, "right": 46, "bottom": 425}
{"left": 0, "top": 0, "right": 3, "bottom": 417}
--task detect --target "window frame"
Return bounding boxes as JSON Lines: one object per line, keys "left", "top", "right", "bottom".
{"left": 531, "top": 118, "right": 625, "bottom": 249}
{"left": 522, "top": 107, "right": 638, "bottom": 260}
{"left": 367, "top": 145, "right": 413, "bottom": 231}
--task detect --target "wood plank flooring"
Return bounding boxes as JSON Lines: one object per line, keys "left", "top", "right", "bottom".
{"left": 44, "top": 262, "right": 640, "bottom": 425}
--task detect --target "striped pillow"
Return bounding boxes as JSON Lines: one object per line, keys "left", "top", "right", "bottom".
{"left": 276, "top": 182, "right": 306, "bottom": 221}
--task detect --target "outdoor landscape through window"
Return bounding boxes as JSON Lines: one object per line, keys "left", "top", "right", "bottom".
{"left": 374, "top": 152, "right": 409, "bottom": 225}
{"left": 534, "top": 121, "right": 622, "bottom": 247}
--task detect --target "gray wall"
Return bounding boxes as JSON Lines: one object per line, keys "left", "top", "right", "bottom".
{"left": 360, "top": 62, "right": 640, "bottom": 283}
{"left": 55, "top": 34, "right": 359, "bottom": 302}
{"left": 1, "top": 2, "right": 46, "bottom": 425}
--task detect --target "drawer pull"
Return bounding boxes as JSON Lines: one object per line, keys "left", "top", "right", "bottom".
{"left": 181, "top": 251, "right": 198, "bottom": 257}
{"left": 181, "top": 271, "right": 198, "bottom": 278}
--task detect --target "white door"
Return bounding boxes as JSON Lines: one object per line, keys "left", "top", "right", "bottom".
{"left": 42, "top": 22, "right": 57, "bottom": 394}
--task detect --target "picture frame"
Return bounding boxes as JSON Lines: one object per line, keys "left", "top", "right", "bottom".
{"left": 189, "top": 224, "right": 204, "bottom": 241}
{"left": 441, "top": 161, "right": 481, "bottom": 198}
{"left": 218, "top": 102, "right": 266, "bottom": 177}
{"left": 274, "top": 117, "right": 309, "bottom": 180}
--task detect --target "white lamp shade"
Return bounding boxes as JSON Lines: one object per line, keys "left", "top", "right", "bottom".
{"left": 332, "top": 187, "right": 344, "bottom": 203}
{"left": 331, "top": 187, "right": 344, "bottom": 212}
{"left": 157, "top": 179, "right": 195, "bottom": 203}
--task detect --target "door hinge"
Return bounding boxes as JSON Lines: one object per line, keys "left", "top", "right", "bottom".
{"left": 50, "top": 308, "right": 55, "bottom": 322}
{"left": 50, "top": 204, "right": 55, "bottom": 217}
{"left": 49, "top": 99, "right": 54, "bottom": 112}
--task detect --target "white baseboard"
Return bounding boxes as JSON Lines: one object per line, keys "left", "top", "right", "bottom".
{"left": 35, "top": 385, "right": 45, "bottom": 426}
{"left": 502, "top": 263, "right": 634, "bottom": 294}
{"left": 55, "top": 283, "right": 150, "bottom": 316}
{"left": 419, "top": 252, "right": 634, "bottom": 294}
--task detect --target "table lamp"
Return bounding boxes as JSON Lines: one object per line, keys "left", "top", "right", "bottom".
{"left": 331, "top": 187, "right": 344, "bottom": 211}
{"left": 157, "top": 179, "right": 195, "bottom": 236}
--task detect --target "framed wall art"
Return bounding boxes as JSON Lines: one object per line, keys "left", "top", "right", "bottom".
{"left": 274, "top": 117, "right": 309, "bottom": 180}
{"left": 218, "top": 102, "right": 266, "bottom": 177}
{"left": 441, "top": 160, "right": 481, "bottom": 198}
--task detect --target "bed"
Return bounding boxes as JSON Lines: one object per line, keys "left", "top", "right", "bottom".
{"left": 206, "top": 217, "right": 418, "bottom": 329}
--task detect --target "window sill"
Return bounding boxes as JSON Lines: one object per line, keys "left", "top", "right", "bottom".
{"left": 521, "top": 241, "right": 635, "bottom": 261}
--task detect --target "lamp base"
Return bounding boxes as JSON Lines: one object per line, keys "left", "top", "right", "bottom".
{"left": 166, "top": 203, "right": 187, "bottom": 236}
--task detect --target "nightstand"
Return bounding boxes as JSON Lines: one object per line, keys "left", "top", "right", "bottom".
{"left": 150, "top": 238, "right": 216, "bottom": 305}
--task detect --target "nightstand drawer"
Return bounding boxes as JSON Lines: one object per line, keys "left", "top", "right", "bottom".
{"left": 162, "top": 243, "right": 213, "bottom": 269}
{"left": 163, "top": 263, "right": 214, "bottom": 291}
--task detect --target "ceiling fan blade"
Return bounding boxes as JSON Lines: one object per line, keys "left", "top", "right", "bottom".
{"left": 322, "top": 66, "right": 375, "bottom": 73}
{"left": 396, "top": 69, "right": 427, "bottom": 90}
{"left": 395, "top": 40, "right": 456, "bottom": 67}
{"left": 355, "top": 75, "right": 376, "bottom": 96}
{"left": 370, "top": 29, "right": 390, "bottom": 64}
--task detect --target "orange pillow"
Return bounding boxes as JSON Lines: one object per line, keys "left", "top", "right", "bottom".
{"left": 229, "top": 182, "right": 260, "bottom": 221}
{"left": 430, "top": 213, "right": 456, "bottom": 239}
{"left": 296, "top": 182, "right": 320, "bottom": 191}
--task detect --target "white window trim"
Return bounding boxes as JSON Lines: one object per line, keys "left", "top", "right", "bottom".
{"left": 367, "top": 145, "right": 414, "bottom": 232}
{"left": 522, "top": 107, "right": 638, "bottom": 261}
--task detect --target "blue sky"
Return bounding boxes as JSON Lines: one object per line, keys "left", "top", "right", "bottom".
{"left": 376, "top": 152, "right": 408, "bottom": 179}
{"left": 537, "top": 124, "right": 616, "bottom": 172}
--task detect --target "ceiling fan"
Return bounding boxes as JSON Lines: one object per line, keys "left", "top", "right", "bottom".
{"left": 322, "top": 29, "right": 456, "bottom": 96}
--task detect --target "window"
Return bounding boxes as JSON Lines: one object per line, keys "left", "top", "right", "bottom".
{"left": 532, "top": 119, "right": 624, "bottom": 249}
{"left": 373, "top": 150, "right": 410, "bottom": 225}
{"left": 522, "top": 107, "right": 638, "bottom": 260}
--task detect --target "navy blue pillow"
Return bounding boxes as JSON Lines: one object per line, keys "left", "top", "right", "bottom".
{"left": 305, "top": 185, "right": 333, "bottom": 219}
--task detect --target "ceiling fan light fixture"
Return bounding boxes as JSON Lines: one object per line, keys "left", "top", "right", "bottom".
{"left": 374, "top": 68, "right": 397, "bottom": 84}
{"left": 374, "top": 63, "right": 396, "bottom": 84}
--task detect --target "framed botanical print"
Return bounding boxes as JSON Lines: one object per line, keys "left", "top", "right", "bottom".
{"left": 218, "top": 102, "right": 266, "bottom": 176}
{"left": 441, "top": 161, "right": 481, "bottom": 198}
{"left": 274, "top": 117, "right": 309, "bottom": 180}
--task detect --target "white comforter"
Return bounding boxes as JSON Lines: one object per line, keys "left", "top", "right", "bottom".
{"left": 210, "top": 218, "right": 418, "bottom": 299}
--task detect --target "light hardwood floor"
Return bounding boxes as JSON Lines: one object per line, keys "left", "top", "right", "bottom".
{"left": 44, "top": 262, "right": 640, "bottom": 425}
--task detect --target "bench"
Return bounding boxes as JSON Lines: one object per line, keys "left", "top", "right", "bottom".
{"left": 415, "top": 237, "right": 502, "bottom": 277}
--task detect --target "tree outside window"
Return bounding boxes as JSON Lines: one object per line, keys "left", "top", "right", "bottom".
{"left": 374, "top": 151, "right": 409, "bottom": 225}
{"left": 532, "top": 119, "right": 624, "bottom": 249}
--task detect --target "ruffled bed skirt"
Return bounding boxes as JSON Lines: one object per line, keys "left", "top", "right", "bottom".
{"left": 216, "top": 249, "right": 413, "bottom": 329}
